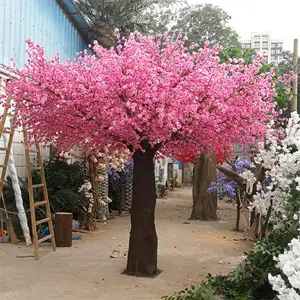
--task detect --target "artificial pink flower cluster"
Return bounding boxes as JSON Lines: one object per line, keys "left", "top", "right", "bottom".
{"left": 3, "top": 32, "right": 282, "bottom": 158}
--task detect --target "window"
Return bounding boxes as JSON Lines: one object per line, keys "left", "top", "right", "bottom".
{"left": 254, "top": 35, "right": 261, "bottom": 40}
{"left": 262, "top": 36, "right": 269, "bottom": 42}
{"left": 254, "top": 41, "right": 260, "bottom": 47}
{"left": 242, "top": 43, "right": 251, "bottom": 49}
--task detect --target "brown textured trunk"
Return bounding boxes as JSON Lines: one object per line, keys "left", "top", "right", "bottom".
{"left": 235, "top": 198, "right": 241, "bottom": 231}
{"left": 125, "top": 148, "right": 158, "bottom": 277}
{"left": 190, "top": 154, "right": 217, "bottom": 220}
{"left": 92, "top": 19, "right": 115, "bottom": 49}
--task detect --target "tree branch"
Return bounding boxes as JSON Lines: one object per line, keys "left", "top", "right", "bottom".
{"left": 217, "top": 164, "right": 245, "bottom": 187}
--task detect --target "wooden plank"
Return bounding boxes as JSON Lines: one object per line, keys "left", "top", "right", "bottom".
{"left": 72, "top": 229, "right": 108, "bottom": 235}
{"left": 38, "top": 234, "right": 53, "bottom": 244}
{"left": 36, "top": 217, "right": 50, "bottom": 226}
{"left": 28, "top": 149, "right": 39, "bottom": 153}
{"left": 36, "top": 142, "right": 56, "bottom": 252}
{"left": 0, "top": 112, "right": 17, "bottom": 215}
{"left": 31, "top": 167, "right": 41, "bottom": 171}
{"left": 34, "top": 200, "right": 47, "bottom": 207}
{"left": 24, "top": 130, "right": 39, "bottom": 260}
{"left": 72, "top": 228, "right": 93, "bottom": 235}
{"left": 32, "top": 183, "right": 44, "bottom": 188}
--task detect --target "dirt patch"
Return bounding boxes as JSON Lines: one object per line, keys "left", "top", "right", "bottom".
{"left": 0, "top": 186, "right": 251, "bottom": 300}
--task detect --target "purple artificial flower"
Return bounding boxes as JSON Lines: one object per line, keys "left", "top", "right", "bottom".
{"left": 208, "top": 159, "right": 250, "bottom": 200}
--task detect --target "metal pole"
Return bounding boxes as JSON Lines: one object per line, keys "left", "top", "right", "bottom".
{"left": 292, "top": 39, "right": 298, "bottom": 112}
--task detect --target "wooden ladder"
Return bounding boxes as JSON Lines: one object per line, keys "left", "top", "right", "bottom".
{"left": 0, "top": 100, "right": 56, "bottom": 259}
{"left": 23, "top": 131, "right": 56, "bottom": 259}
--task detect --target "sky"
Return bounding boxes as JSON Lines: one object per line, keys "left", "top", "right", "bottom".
{"left": 187, "top": 0, "right": 299, "bottom": 51}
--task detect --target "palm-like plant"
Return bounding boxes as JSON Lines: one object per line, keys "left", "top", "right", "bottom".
{"left": 75, "top": 0, "right": 184, "bottom": 48}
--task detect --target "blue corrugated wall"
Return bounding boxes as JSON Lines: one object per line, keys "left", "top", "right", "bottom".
{"left": 0, "top": 0, "right": 88, "bottom": 68}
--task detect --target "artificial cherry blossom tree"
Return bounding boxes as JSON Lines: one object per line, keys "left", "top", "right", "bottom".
{"left": 4, "top": 31, "right": 278, "bottom": 276}
{"left": 241, "top": 112, "right": 300, "bottom": 232}
{"left": 269, "top": 236, "right": 300, "bottom": 299}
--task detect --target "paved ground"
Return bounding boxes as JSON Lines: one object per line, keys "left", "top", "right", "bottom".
{"left": 0, "top": 186, "right": 251, "bottom": 300}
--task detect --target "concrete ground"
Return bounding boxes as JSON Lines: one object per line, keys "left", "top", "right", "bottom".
{"left": 0, "top": 186, "right": 251, "bottom": 300}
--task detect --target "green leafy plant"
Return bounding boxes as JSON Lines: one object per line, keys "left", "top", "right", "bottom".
{"left": 156, "top": 183, "right": 168, "bottom": 198}
{"left": 3, "top": 157, "right": 89, "bottom": 232}
{"left": 175, "top": 178, "right": 181, "bottom": 188}
{"left": 162, "top": 284, "right": 219, "bottom": 300}
{"left": 204, "top": 216, "right": 299, "bottom": 300}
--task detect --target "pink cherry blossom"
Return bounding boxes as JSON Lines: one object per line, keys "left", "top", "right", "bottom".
{"left": 3, "top": 32, "right": 281, "bottom": 157}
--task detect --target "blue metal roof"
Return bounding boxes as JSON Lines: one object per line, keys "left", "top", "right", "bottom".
{"left": 0, "top": 0, "right": 92, "bottom": 69}
{"left": 56, "top": 0, "right": 92, "bottom": 44}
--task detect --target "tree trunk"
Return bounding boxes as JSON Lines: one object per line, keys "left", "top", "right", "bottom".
{"left": 92, "top": 19, "right": 115, "bottom": 49}
{"left": 235, "top": 198, "right": 241, "bottom": 231}
{"left": 125, "top": 149, "right": 158, "bottom": 277}
{"left": 190, "top": 154, "right": 217, "bottom": 220}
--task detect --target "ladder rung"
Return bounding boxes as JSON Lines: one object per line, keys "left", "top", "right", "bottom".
{"left": 6, "top": 113, "right": 14, "bottom": 117}
{"left": 32, "top": 183, "right": 44, "bottom": 188}
{"left": 28, "top": 149, "right": 39, "bottom": 153}
{"left": 2, "top": 130, "right": 11, "bottom": 134}
{"left": 0, "top": 165, "right": 6, "bottom": 168}
{"left": 34, "top": 200, "right": 47, "bottom": 207}
{"left": 36, "top": 217, "right": 50, "bottom": 226}
{"left": 38, "top": 234, "right": 52, "bottom": 244}
{"left": 31, "top": 167, "right": 41, "bottom": 171}
{"left": 0, "top": 148, "right": 8, "bottom": 151}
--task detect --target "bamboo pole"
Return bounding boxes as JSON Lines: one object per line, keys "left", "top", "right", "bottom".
{"left": 292, "top": 39, "right": 298, "bottom": 112}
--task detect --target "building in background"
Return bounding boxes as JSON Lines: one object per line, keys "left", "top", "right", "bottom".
{"left": 241, "top": 32, "right": 284, "bottom": 63}
{"left": 173, "top": 160, "right": 183, "bottom": 185}
{"left": 154, "top": 157, "right": 169, "bottom": 185}
{"left": 0, "top": 0, "right": 91, "bottom": 177}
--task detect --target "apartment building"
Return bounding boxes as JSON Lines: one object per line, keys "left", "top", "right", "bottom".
{"left": 241, "top": 32, "right": 284, "bottom": 63}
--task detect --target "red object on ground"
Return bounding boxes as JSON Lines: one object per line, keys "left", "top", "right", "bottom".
{"left": 0, "top": 229, "right": 7, "bottom": 237}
